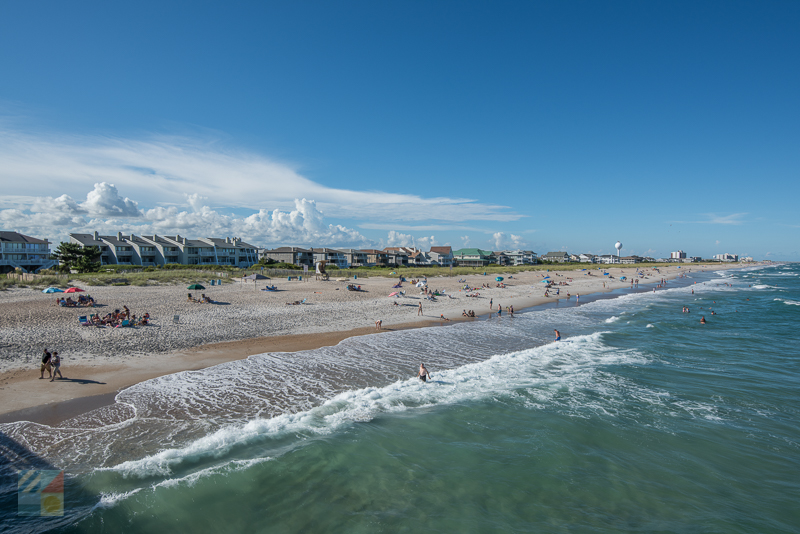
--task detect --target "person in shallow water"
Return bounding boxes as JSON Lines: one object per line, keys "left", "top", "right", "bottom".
{"left": 417, "top": 363, "right": 432, "bottom": 382}
{"left": 554, "top": 329, "right": 561, "bottom": 341}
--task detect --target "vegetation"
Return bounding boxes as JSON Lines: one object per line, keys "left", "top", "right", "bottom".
{"left": 51, "top": 243, "right": 102, "bottom": 273}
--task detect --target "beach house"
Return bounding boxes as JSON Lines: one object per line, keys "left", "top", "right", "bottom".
{"left": 258, "top": 247, "right": 314, "bottom": 267}
{"left": 542, "top": 251, "right": 570, "bottom": 263}
{"left": 501, "top": 250, "right": 538, "bottom": 265}
{"left": 0, "top": 231, "right": 57, "bottom": 273}
{"left": 452, "top": 248, "right": 496, "bottom": 267}
{"left": 429, "top": 246, "right": 454, "bottom": 267}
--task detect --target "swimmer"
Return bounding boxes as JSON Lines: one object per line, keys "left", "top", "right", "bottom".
{"left": 554, "top": 329, "right": 561, "bottom": 342}
{"left": 700, "top": 316, "right": 706, "bottom": 324}
{"left": 417, "top": 363, "right": 432, "bottom": 382}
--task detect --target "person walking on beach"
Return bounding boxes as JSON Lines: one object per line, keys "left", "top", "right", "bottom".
{"left": 417, "top": 302, "right": 423, "bottom": 316}
{"left": 40, "top": 349, "right": 52, "bottom": 379}
{"left": 50, "top": 351, "right": 63, "bottom": 381}
{"left": 489, "top": 298, "right": 493, "bottom": 310}
{"left": 417, "top": 363, "right": 432, "bottom": 382}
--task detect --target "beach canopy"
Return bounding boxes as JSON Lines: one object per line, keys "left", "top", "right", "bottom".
{"left": 64, "top": 287, "right": 84, "bottom": 293}
{"left": 42, "top": 287, "right": 63, "bottom": 293}
{"left": 243, "top": 273, "right": 268, "bottom": 280}
{"left": 187, "top": 283, "right": 205, "bottom": 290}
{"left": 495, "top": 277, "right": 504, "bottom": 281}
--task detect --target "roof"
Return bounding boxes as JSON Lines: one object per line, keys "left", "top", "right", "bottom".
{"left": 0, "top": 231, "right": 49, "bottom": 244}
{"left": 452, "top": 248, "right": 494, "bottom": 257}
{"left": 544, "top": 251, "right": 569, "bottom": 257}
{"left": 429, "top": 246, "right": 452, "bottom": 255}
{"left": 69, "top": 233, "right": 107, "bottom": 247}
{"left": 263, "top": 247, "right": 312, "bottom": 253}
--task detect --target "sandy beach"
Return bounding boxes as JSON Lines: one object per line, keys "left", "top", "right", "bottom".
{"left": 0, "top": 264, "right": 733, "bottom": 419}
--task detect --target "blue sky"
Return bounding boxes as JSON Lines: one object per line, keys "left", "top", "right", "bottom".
{"left": 1, "top": 1, "right": 798, "bottom": 259}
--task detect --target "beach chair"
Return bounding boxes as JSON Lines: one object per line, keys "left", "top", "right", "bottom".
{"left": 79, "top": 316, "right": 91, "bottom": 326}
{"left": 120, "top": 319, "right": 130, "bottom": 327}
{"left": 173, "top": 315, "right": 180, "bottom": 323}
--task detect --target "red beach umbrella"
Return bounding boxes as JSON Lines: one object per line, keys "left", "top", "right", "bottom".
{"left": 64, "top": 287, "right": 84, "bottom": 293}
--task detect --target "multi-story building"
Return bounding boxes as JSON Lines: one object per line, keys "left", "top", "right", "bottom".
{"left": 0, "top": 232, "right": 57, "bottom": 273}
{"left": 258, "top": 247, "right": 314, "bottom": 267}
{"left": 498, "top": 249, "right": 537, "bottom": 265}
{"left": 671, "top": 250, "right": 687, "bottom": 259}
{"left": 578, "top": 254, "right": 597, "bottom": 263}
{"left": 69, "top": 232, "right": 258, "bottom": 267}
{"left": 429, "top": 246, "right": 454, "bottom": 267}
{"left": 542, "top": 251, "right": 570, "bottom": 263}
{"left": 313, "top": 248, "right": 349, "bottom": 269}
{"left": 359, "top": 249, "right": 390, "bottom": 267}
{"left": 340, "top": 249, "right": 369, "bottom": 268}
{"left": 713, "top": 253, "right": 739, "bottom": 262}
{"left": 452, "top": 248, "right": 496, "bottom": 267}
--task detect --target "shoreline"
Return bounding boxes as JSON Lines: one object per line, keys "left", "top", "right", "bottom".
{"left": 0, "top": 264, "right": 743, "bottom": 424}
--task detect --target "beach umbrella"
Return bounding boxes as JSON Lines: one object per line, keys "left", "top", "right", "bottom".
{"left": 187, "top": 283, "right": 205, "bottom": 290}
{"left": 495, "top": 277, "right": 504, "bottom": 281}
{"left": 42, "top": 287, "right": 63, "bottom": 293}
{"left": 64, "top": 287, "right": 84, "bottom": 293}
{"left": 543, "top": 276, "right": 550, "bottom": 279}
{"left": 416, "top": 281, "right": 426, "bottom": 287}
{"left": 243, "top": 274, "right": 268, "bottom": 280}
{"left": 540, "top": 279, "right": 550, "bottom": 283}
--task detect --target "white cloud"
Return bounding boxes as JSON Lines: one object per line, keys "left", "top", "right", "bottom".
{"left": 0, "top": 127, "right": 523, "bottom": 224}
{"left": 461, "top": 235, "right": 470, "bottom": 247}
{"left": 0, "top": 184, "right": 368, "bottom": 247}
{"left": 491, "top": 232, "right": 525, "bottom": 250}
{"left": 82, "top": 182, "right": 141, "bottom": 217}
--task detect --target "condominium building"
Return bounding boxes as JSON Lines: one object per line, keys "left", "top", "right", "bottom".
{"left": 713, "top": 253, "right": 739, "bottom": 262}
{"left": 69, "top": 232, "right": 258, "bottom": 267}
{"left": 0, "top": 232, "right": 57, "bottom": 273}
{"left": 671, "top": 250, "right": 687, "bottom": 259}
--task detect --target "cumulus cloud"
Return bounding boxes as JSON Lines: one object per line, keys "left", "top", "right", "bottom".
{"left": 0, "top": 127, "right": 523, "bottom": 224}
{"left": 460, "top": 235, "right": 470, "bottom": 247}
{"left": 492, "top": 232, "right": 525, "bottom": 250}
{"left": 82, "top": 182, "right": 140, "bottom": 217}
{"left": 0, "top": 182, "right": 368, "bottom": 247}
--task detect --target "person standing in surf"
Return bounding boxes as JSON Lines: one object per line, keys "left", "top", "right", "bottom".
{"left": 417, "top": 363, "right": 432, "bottom": 382}
{"left": 554, "top": 329, "right": 561, "bottom": 342}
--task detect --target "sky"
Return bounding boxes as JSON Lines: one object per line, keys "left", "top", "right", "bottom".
{"left": 0, "top": 1, "right": 798, "bottom": 260}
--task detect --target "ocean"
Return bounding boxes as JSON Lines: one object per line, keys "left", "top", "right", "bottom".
{"left": 2, "top": 264, "right": 798, "bottom": 533}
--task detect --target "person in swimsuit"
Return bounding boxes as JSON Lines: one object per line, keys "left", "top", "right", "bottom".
{"left": 40, "top": 349, "right": 52, "bottom": 379}
{"left": 417, "top": 363, "right": 432, "bottom": 382}
{"left": 554, "top": 329, "right": 561, "bottom": 341}
{"left": 700, "top": 316, "right": 706, "bottom": 324}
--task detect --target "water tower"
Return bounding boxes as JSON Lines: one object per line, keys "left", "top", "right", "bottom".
{"left": 614, "top": 241, "right": 622, "bottom": 264}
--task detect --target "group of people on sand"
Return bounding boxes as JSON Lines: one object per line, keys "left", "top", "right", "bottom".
{"left": 462, "top": 309, "right": 476, "bottom": 317}
{"left": 57, "top": 294, "right": 96, "bottom": 307}
{"left": 187, "top": 293, "right": 214, "bottom": 303}
{"left": 89, "top": 306, "right": 150, "bottom": 327}
{"left": 39, "top": 349, "right": 63, "bottom": 382}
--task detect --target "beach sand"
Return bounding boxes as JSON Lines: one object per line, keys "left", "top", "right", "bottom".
{"left": 0, "top": 264, "right": 733, "bottom": 420}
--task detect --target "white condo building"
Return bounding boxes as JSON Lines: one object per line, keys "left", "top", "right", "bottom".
{"left": 69, "top": 232, "right": 259, "bottom": 267}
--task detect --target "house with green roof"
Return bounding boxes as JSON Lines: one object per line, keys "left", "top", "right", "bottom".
{"left": 452, "top": 248, "right": 496, "bottom": 267}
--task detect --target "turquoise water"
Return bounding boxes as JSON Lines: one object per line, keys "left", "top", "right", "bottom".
{"left": 2, "top": 265, "right": 799, "bottom": 533}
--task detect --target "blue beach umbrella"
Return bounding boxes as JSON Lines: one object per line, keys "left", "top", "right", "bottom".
{"left": 540, "top": 279, "right": 550, "bottom": 283}
{"left": 42, "top": 287, "right": 63, "bottom": 293}
{"left": 495, "top": 277, "right": 504, "bottom": 281}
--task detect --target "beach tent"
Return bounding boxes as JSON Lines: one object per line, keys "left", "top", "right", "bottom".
{"left": 42, "top": 287, "right": 63, "bottom": 293}
{"left": 64, "top": 287, "right": 84, "bottom": 293}
{"left": 495, "top": 277, "right": 504, "bottom": 281}
{"left": 187, "top": 283, "right": 205, "bottom": 290}
{"left": 243, "top": 274, "right": 268, "bottom": 280}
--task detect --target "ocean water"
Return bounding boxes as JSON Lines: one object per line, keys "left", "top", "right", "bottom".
{"left": 2, "top": 264, "right": 799, "bottom": 533}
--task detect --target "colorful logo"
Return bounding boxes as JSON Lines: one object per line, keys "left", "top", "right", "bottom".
{"left": 18, "top": 470, "right": 64, "bottom": 516}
